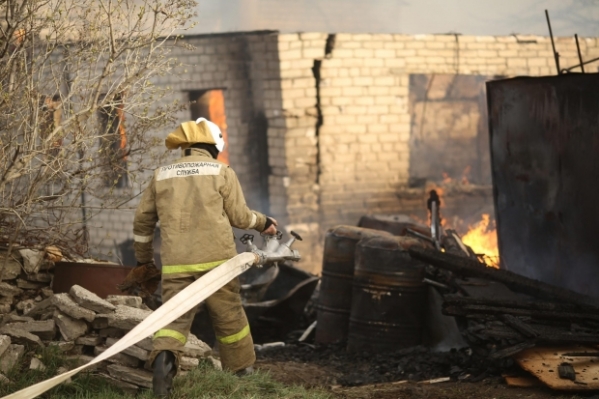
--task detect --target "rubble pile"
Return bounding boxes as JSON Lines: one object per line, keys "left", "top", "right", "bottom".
{"left": 0, "top": 247, "right": 60, "bottom": 315}
{"left": 0, "top": 276, "right": 218, "bottom": 393}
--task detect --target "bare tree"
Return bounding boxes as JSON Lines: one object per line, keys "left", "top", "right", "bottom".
{"left": 0, "top": 0, "right": 197, "bottom": 257}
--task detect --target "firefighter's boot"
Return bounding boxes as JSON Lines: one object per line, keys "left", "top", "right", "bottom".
{"left": 153, "top": 350, "right": 176, "bottom": 397}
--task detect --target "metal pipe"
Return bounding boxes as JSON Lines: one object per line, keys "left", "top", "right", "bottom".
{"left": 575, "top": 34, "right": 585, "bottom": 73}
{"left": 545, "top": 9, "right": 561, "bottom": 75}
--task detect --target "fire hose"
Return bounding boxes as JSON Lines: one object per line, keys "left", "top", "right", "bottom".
{"left": 1, "top": 231, "right": 301, "bottom": 399}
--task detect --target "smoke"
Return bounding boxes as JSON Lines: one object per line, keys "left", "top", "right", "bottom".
{"left": 190, "top": 0, "right": 599, "bottom": 37}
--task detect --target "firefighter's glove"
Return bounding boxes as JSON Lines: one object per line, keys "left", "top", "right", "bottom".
{"left": 117, "top": 261, "right": 161, "bottom": 298}
{"left": 262, "top": 217, "right": 278, "bottom": 236}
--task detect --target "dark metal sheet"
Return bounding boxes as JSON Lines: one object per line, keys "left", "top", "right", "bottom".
{"left": 487, "top": 74, "right": 599, "bottom": 299}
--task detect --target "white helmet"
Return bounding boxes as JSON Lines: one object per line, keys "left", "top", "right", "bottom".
{"left": 196, "top": 117, "right": 225, "bottom": 153}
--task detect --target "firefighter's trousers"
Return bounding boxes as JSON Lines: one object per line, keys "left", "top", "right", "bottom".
{"left": 150, "top": 271, "right": 255, "bottom": 372}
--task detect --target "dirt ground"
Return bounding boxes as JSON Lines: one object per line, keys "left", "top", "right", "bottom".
{"left": 256, "top": 359, "right": 597, "bottom": 399}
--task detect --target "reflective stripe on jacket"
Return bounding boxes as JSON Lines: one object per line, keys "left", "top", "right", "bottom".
{"left": 133, "top": 148, "right": 267, "bottom": 269}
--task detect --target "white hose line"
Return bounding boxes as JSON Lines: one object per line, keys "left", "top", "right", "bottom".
{"left": 2, "top": 252, "right": 257, "bottom": 399}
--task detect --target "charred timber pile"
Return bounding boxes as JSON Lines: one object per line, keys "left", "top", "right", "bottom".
{"left": 409, "top": 246, "right": 599, "bottom": 359}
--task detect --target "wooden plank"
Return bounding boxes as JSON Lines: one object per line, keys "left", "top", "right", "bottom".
{"left": 514, "top": 346, "right": 599, "bottom": 390}
{"left": 409, "top": 247, "right": 599, "bottom": 308}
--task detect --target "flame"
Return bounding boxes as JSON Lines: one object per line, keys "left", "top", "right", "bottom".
{"left": 461, "top": 214, "right": 500, "bottom": 268}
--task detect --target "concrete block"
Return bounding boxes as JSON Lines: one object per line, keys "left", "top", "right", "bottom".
{"left": 0, "top": 344, "right": 24, "bottom": 373}
{"left": 94, "top": 346, "right": 140, "bottom": 368}
{"left": 182, "top": 334, "right": 211, "bottom": 358}
{"left": 54, "top": 312, "right": 88, "bottom": 341}
{"left": 15, "top": 299, "right": 35, "bottom": 313}
{"left": 104, "top": 305, "right": 151, "bottom": 331}
{"left": 69, "top": 285, "right": 116, "bottom": 314}
{"left": 0, "top": 324, "right": 44, "bottom": 347}
{"left": 25, "top": 273, "right": 52, "bottom": 283}
{"left": 0, "top": 254, "right": 22, "bottom": 281}
{"left": 179, "top": 356, "right": 199, "bottom": 371}
{"left": 0, "top": 336, "right": 10, "bottom": 358}
{"left": 18, "top": 249, "right": 43, "bottom": 274}
{"left": 105, "top": 337, "right": 149, "bottom": 361}
{"left": 29, "top": 357, "right": 46, "bottom": 371}
{"left": 48, "top": 341, "right": 75, "bottom": 352}
{"left": 5, "top": 320, "right": 56, "bottom": 340}
{"left": 0, "top": 283, "right": 23, "bottom": 298}
{"left": 107, "top": 364, "right": 153, "bottom": 388}
{"left": 76, "top": 335, "right": 104, "bottom": 346}
{"left": 51, "top": 293, "right": 95, "bottom": 322}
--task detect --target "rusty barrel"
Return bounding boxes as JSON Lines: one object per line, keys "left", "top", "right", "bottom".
{"left": 315, "top": 226, "right": 391, "bottom": 344}
{"left": 347, "top": 235, "right": 428, "bottom": 352}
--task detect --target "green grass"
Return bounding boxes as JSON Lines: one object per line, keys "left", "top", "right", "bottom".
{"left": 0, "top": 347, "right": 332, "bottom": 399}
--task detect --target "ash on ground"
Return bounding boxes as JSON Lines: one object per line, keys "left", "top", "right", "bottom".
{"left": 256, "top": 343, "right": 513, "bottom": 387}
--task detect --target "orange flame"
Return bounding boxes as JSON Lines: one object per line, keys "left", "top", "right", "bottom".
{"left": 461, "top": 214, "right": 500, "bottom": 268}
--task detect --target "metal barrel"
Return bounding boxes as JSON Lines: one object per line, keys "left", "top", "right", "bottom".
{"left": 347, "top": 235, "right": 428, "bottom": 352}
{"left": 315, "top": 226, "right": 392, "bottom": 344}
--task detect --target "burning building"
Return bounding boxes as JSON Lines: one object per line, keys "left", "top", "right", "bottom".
{"left": 87, "top": 31, "right": 599, "bottom": 274}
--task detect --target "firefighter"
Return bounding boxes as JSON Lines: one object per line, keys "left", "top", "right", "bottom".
{"left": 131, "top": 118, "right": 278, "bottom": 397}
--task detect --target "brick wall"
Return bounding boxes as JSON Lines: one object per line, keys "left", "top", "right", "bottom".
{"left": 87, "top": 31, "right": 599, "bottom": 274}
{"left": 274, "top": 33, "right": 599, "bottom": 273}
{"left": 88, "top": 31, "right": 282, "bottom": 263}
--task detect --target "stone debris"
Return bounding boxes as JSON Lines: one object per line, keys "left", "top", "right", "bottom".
{"left": 0, "top": 282, "right": 23, "bottom": 298}
{"left": 0, "top": 344, "right": 24, "bottom": 373}
{"left": 26, "top": 273, "right": 52, "bottom": 283}
{"left": 135, "top": 336, "right": 153, "bottom": 352}
{"left": 25, "top": 298, "right": 55, "bottom": 319}
{"left": 94, "top": 346, "right": 140, "bottom": 368}
{"left": 105, "top": 295, "right": 143, "bottom": 309}
{"left": 54, "top": 313, "right": 88, "bottom": 341}
{"left": 206, "top": 355, "right": 223, "bottom": 371}
{"left": 18, "top": 249, "right": 44, "bottom": 274}
{"left": 15, "top": 299, "right": 36, "bottom": 313}
{"left": 180, "top": 356, "right": 199, "bottom": 370}
{"left": 106, "top": 337, "right": 149, "bottom": 361}
{"left": 91, "top": 317, "right": 109, "bottom": 330}
{"left": 51, "top": 293, "right": 96, "bottom": 322}
{"left": 104, "top": 305, "right": 151, "bottom": 330}
{"left": 75, "top": 335, "right": 103, "bottom": 346}
{"left": 98, "top": 328, "right": 124, "bottom": 338}
{"left": 0, "top": 325, "right": 44, "bottom": 347}
{"left": 0, "top": 336, "right": 10, "bottom": 358}
{"left": 69, "top": 285, "right": 116, "bottom": 314}
{"left": 16, "top": 279, "right": 46, "bottom": 290}
{"left": 0, "top": 275, "right": 215, "bottom": 392}
{"left": 107, "top": 364, "right": 153, "bottom": 389}
{"left": 0, "top": 373, "right": 10, "bottom": 384}
{"left": 183, "top": 333, "right": 212, "bottom": 357}
{"left": 48, "top": 341, "right": 75, "bottom": 352}
{"left": 5, "top": 320, "right": 55, "bottom": 340}
{"left": 29, "top": 357, "right": 46, "bottom": 371}
{"left": 0, "top": 253, "right": 23, "bottom": 281}
{"left": 1, "top": 314, "right": 33, "bottom": 324}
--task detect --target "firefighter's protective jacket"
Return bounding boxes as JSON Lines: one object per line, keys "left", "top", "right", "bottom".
{"left": 133, "top": 148, "right": 267, "bottom": 273}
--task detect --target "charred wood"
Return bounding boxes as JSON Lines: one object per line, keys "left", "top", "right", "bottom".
{"left": 489, "top": 341, "right": 535, "bottom": 359}
{"left": 442, "top": 295, "right": 599, "bottom": 322}
{"left": 409, "top": 248, "right": 599, "bottom": 308}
